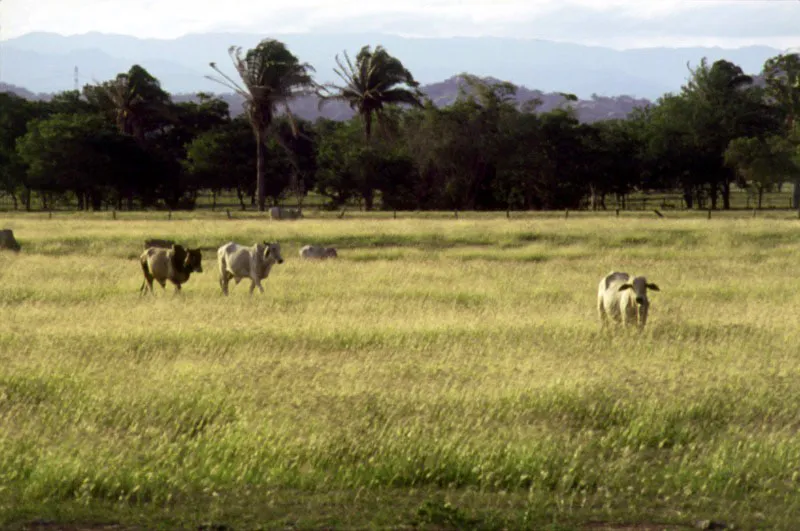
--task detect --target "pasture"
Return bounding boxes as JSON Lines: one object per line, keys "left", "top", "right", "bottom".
{"left": 1, "top": 212, "right": 800, "bottom": 530}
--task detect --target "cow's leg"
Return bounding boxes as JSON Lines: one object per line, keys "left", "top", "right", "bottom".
{"left": 219, "top": 274, "right": 229, "bottom": 296}
{"left": 174, "top": 283, "right": 182, "bottom": 295}
{"left": 598, "top": 297, "right": 607, "bottom": 328}
{"left": 249, "top": 278, "right": 256, "bottom": 295}
{"left": 140, "top": 271, "right": 154, "bottom": 296}
{"left": 256, "top": 280, "right": 265, "bottom": 294}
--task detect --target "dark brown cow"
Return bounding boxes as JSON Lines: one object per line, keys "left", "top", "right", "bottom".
{"left": 140, "top": 244, "right": 203, "bottom": 295}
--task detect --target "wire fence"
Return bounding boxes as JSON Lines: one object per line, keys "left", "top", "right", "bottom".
{"left": 0, "top": 189, "right": 797, "bottom": 213}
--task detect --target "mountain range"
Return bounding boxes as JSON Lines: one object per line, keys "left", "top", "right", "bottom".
{"left": 0, "top": 31, "right": 785, "bottom": 123}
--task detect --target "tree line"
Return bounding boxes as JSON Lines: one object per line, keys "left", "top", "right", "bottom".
{"left": 1, "top": 39, "right": 799, "bottom": 212}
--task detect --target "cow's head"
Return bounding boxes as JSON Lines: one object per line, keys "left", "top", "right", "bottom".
{"left": 263, "top": 241, "right": 284, "bottom": 264}
{"left": 324, "top": 247, "right": 338, "bottom": 258}
{"left": 172, "top": 244, "right": 203, "bottom": 273}
{"left": 618, "top": 277, "right": 659, "bottom": 327}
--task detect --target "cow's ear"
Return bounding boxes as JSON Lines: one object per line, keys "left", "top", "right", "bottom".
{"left": 171, "top": 245, "right": 187, "bottom": 267}
{"left": 618, "top": 283, "right": 632, "bottom": 291}
{"left": 646, "top": 283, "right": 660, "bottom": 291}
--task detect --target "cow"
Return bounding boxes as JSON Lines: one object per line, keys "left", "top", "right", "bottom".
{"left": 140, "top": 244, "right": 203, "bottom": 295}
{"left": 597, "top": 271, "right": 660, "bottom": 329}
{"left": 269, "top": 206, "right": 303, "bottom": 220}
{"left": 217, "top": 241, "right": 285, "bottom": 295}
{"left": 299, "top": 245, "right": 338, "bottom": 260}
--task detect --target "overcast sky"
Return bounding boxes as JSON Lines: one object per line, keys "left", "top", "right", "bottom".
{"left": 2, "top": 0, "right": 799, "bottom": 49}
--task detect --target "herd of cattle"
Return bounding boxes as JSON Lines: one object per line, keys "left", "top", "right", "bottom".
{"left": 138, "top": 236, "right": 659, "bottom": 330}
{"left": 139, "top": 239, "right": 337, "bottom": 296}
{"left": 2, "top": 223, "right": 659, "bottom": 329}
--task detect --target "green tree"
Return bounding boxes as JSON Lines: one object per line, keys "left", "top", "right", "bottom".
{"left": 185, "top": 117, "right": 256, "bottom": 210}
{"left": 84, "top": 65, "right": 173, "bottom": 146}
{"left": 680, "top": 58, "right": 779, "bottom": 209}
{"left": 0, "top": 93, "right": 38, "bottom": 209}
{"left": 208, "top": 39, "right": 316, "bottom": 211}
{"left": 725, "top": 136, "right": 799, "bottom": 208}
{"left": 763, "top": 53, "right": 800, "bottom": 206}
{"left": 16, "top": 113, "right": 157, "bottom": 210}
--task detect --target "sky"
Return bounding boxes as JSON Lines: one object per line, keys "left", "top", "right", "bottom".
{"left": 2, "top": 0, "right": 799, "bottom": 50}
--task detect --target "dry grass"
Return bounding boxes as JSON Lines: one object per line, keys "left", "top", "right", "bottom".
{"left": 1, "top": 212, "right": 799, "bottom": 529}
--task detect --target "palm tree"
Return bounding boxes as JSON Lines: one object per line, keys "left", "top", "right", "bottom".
{"left": 319, "top": 45, "right": 424, "bottom": 143}
{"left": 84, "top": 65, "right": 172, "bottom": 146}
{"left": 207, "top": 39, "right": 315, "bottom": 211}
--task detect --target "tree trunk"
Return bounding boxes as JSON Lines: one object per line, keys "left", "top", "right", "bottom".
{"left": 793, "top": 179, "right": 800, "bottom": 210}
{"left": 256, "top": 130, "right": 267, "bottom": 212}
{"left": 683, "top": 187, "right": 693, "bottom": 210}
{"left": 363, "top": 189, "right": 374, "bottom": 211}
{"left": 236, "top": 186, "right": 246, "bottom": 211}
{"left": 710, "top": 189, "right": 718, "bottom": 210}
{"left": 364, "top": 112, "right": 373, "bottom": 143}
{"left": 722, "top": 179, "right": 731, "bottom": 210}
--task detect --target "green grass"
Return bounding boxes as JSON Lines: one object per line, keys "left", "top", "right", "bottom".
{"left": 1, "top": 213, "right": 800, "bottom": 529}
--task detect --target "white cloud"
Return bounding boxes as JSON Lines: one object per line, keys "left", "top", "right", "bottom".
{"left": 2, "top": 0, "right": 798, "bottom": 49}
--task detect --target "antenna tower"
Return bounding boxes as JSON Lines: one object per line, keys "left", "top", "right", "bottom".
{"left": 74, "top": 66, "right": 79, "bottom": 92}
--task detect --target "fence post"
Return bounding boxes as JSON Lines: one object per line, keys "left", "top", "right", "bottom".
{"left": 707, "top": 209, "right": 711, "bottom": 220}
{"left": 616, "top": 209, "right": 619, "bottom": 218}
{"left": 112, "top": 210, "right": 116, "bottom": 220}
{"left": 226, "top": 209, "right": 232, "bottom": 220}
{"left": 565, "top": 209, "right": 569, "bottom": 219}
{"left": 168, "top": 210, "right": 172, "bottom": 220}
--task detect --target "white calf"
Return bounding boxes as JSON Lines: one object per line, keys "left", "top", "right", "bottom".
{"left": 217, "top": 241, "right": 284, "bottom": 295}
{"left": 597, "top": 271, "right": 660, "bottom": 329}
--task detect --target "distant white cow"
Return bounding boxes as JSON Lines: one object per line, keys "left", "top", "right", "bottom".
{"left": 269, "top": 206, "right": 303, "bottom": 220}
{"left": 217, "top": 241, "right": 284, "bottom": 296}
{"left": 299, "top": 245, "right": 338, "bottom": 260}
{"left": 597, "top": 271, "right": 660, "bottom": 329}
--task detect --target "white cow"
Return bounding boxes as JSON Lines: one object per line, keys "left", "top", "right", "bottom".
{"left": 217, "top": 241, "right": 284, "bottom": 296}
{"left": 299, "top": 245, "right": 338, "bottom": 260}
{"left": 269, "top": 206, "right": 303, "bottom": 220}
{"left": 597, "top": 271, "right": 660, "bottom": 329}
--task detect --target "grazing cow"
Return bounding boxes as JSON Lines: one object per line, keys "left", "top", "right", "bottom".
{"left": 217, "top": 241, "right": 284, "bottom": 295}
{"left": 299, "top": 245, "right": 338, "bottom": 260}
{"left": 269, "top": 206, "right": 303, "bottom": 220}
{"left": 140, "top": 244, "right": 203, "bottom": 295}
{"left": 597, "top": 271, "right": 660, "bottom": 329}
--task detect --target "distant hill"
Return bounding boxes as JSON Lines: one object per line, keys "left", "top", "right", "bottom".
{"left": 172, "top": 75, "right": 653, "bottom": 124}
{"left": 1, "top": 31, "right": 783, "bottom": 100}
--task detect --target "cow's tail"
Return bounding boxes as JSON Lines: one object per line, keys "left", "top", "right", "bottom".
{"left": 139, "top": 251, "right": 153, "bottom": 295}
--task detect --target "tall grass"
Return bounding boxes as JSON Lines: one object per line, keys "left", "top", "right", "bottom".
{"left": 1, "top": 213, "right": 800, "bottom": 529}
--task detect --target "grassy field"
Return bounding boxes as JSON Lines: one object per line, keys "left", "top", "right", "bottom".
{"left": 1, "top": 211, "right": 800, "bottom": 530}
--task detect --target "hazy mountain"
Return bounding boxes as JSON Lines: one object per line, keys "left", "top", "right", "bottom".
{"left": 1, "top": 31, "right": 783, "bottom": 100}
